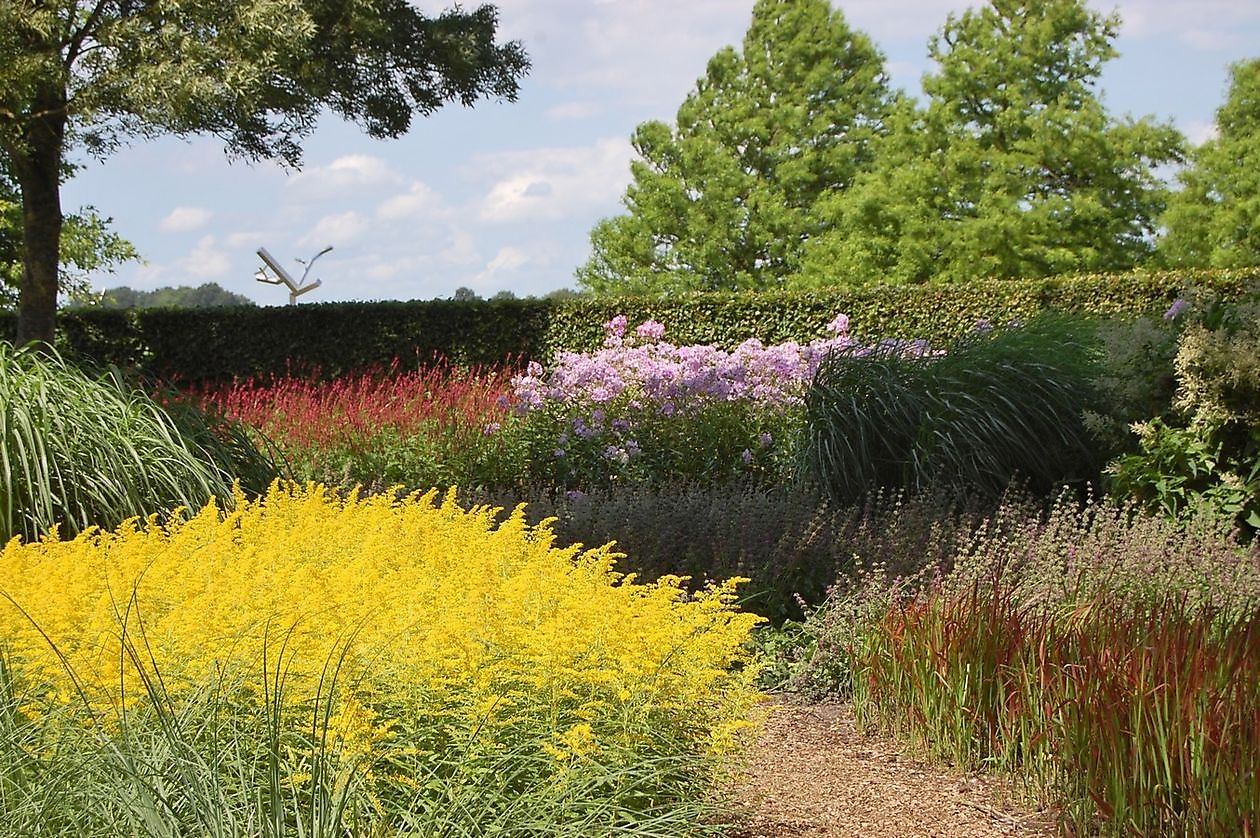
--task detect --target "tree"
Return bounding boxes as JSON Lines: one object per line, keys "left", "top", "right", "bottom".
{"left": 2, "top": 161, "right": 137, "bottom": 308}
{"left": 1159, "top": 57, "right": 1260, "bottom": 268}
{"left": 577, "top": 0, "right": 895, "bottom": 294}
{"left": 1, "top": 1, "right": 527, "bottom": 346}
{"left": 798, "top": 0, "right": 1183, "bottom": 286}
{"left": 87, "top": 282, "right": 255, "bottom": 309}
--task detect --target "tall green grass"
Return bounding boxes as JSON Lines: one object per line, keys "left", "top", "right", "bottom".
{"left": 803, "top": 315, "right": 1106, "bottom": 505}
{"left": 0, "top": 343, "right": 272, "bottom": 543}
{"left": 0, "top": 634, "right": 732, "bottom": 837}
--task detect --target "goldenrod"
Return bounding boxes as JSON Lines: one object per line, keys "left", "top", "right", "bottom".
{"left": 0, "top": 482, "right": 762, "bottom": 803}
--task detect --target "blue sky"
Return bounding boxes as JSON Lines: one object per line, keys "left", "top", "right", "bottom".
{"left": 63, "top": 0, "right": 1260, "bottom": 306}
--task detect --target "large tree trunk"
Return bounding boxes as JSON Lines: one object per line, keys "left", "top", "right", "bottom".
{"left": 9, "top": 86, "right": 67, "bottom": 349}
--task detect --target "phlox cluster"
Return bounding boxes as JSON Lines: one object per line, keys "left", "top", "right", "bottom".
{"left": 512, "top": 313, "right": 861, "bottom": 415}
{"left": 0, "top": 482, "right": 763, "bottom": 794}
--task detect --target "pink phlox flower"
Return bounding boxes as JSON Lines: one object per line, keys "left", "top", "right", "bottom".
{"left": 634, "top": 319, "right": 666, "bottom": 341}
{"left": 827, "top": 313, "right": 850, "bottom": 335}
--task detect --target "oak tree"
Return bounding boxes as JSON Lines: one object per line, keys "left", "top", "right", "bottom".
{"left": 1, "top": 0, "right": 527, "bottom": 345}
{"left": 1160, "top": 57, "right": 1260, "bottom": 268}
{"left": 798, "top": 0, "right": 1183, "bottom": 286}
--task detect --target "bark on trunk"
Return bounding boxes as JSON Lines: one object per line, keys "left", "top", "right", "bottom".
{"left": 10, "top": 85, "right": 67, "bottom": 349}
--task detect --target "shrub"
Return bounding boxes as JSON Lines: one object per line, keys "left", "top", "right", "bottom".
{"left": 1106, "top": 283, "right": 1260, "bottom": 534}
{"left": 507, "top": 313, "right": 859, "bottom": 490}
{"left": 0, "top": 483, "right": 762, "bottom": 834}
{"left": 803, "top": 314, "right": 1107, "bottom": 505}
{"left": 0, "top": 343, "right": 267, "bottom": 543}
{"left": 482, "top": 483, "right": 986, "bottom": 626}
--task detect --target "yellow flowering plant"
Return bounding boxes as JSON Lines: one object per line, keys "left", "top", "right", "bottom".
{"left": 0, "top": 482, "right": 762, "bottom": 833}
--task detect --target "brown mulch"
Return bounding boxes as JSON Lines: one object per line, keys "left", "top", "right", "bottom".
{"left": 725, "top": 698, "right": 1060, "bottom": 838}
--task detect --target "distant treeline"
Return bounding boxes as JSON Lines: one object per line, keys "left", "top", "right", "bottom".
{"left": 85, "top": 283, "right": 256, "bottom": 309}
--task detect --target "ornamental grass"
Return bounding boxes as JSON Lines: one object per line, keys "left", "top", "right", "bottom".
{"left": 793, "top": 490, "right": 1260, "bottom": 835}
{"left": 0, "top": 343, "right": 260, "bottom": 544}
{"left": 0, "top": 482, "right": 762, "bottom": 835}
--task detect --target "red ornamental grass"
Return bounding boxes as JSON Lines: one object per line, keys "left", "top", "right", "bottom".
{"left": 853, "top": 581, "right": 1260, "bottom": 837}
{"left": 196, "top": 360, "right": 515, "bottom": 453}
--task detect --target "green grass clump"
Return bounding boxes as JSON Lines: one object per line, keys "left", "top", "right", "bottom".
{"left": 0, "top": 342, "right": 271, "bottom": 542}
{"left": 803, "top": 314, "right": 1106, "bottom": 505}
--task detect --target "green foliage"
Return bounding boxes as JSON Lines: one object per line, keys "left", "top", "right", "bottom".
{"left": 87, "top": 283, "right": 257, "bottom": 309}
{"left": 1160, "top": 57, "right": 1260, "bottom": 268}
{"left": 803, "top": 314, "right": 1108, "bottom": 505}
{"left": 0, "top": 170, "right": 138, "bottom": 307}
{"left": 1106, "top": 284, "right": 1260, "bottom": 533}
{"left": 799, "top": 0, "right": 1183, "bottom": 286}
{"left": 0, "top": 269, "right": 1251, "bottom": 386}
{"left": 0, "top": 0, "right": 527, "bottom": 346}
{"left": 0, "top": 343, "right": 273, "bottom": 543}
{"left": 510, "top": 399, "right": 797, "bottom": 494}
{"left": 578, "top": 0, "right": 894, "bottom": 293}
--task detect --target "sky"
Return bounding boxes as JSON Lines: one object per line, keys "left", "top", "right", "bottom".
{"left": 62, "top": 0, "right": 1260, "bottom": 306}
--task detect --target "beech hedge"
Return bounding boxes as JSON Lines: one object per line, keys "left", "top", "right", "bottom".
{"left": 2, "top": 269, "right": 1254, "bottom": 384}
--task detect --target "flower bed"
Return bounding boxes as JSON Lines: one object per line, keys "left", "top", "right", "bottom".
{"left": 0, "top": 483, "right": 762, "bottom": 834}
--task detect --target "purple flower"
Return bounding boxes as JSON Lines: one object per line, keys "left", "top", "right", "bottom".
{"left": 759, "top": 433, "right": 773, "bottom": 447}
{"left": 635, "top": 319, "right": 666, "bottom": 341}
{"left": 483, "top": 422, "right": 501, "bottom": 435}
{"left": 741, "top": 449, "right": 753, "bottom": 465}
{"left": 826, "top": 313, "right": 850, "bottom": 335}
{"left": 603, "top": 314, "right": 628, "bottom": 340}
{"left": 1164, "top": 298, "right": 1189, "bottom": 321}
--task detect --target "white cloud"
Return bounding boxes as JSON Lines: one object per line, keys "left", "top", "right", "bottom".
{"left": 472, "top": 246, "right": 529, "bottom": 287}
{"left": 159, "top": 206, "right": 212, "bottom": 233}
{"left": 1183, "top": 119, "right": 1219, "bottom": 146}
{"left": 475, "top": 138, "right": 633, "bottom": 223}
{"left": 180, "top": 235, "right": 231, "bottom": 279}
{"left": 441, "top": 229, "right": 480, "bottom": 266}
{"left": 376, "top": 181, "right": 445, "bottom": 221}
{"left": 546, "top": 101, "right": 600, "bottom": 120}
{"left": 1116, "top": 0, "right": 1260, "bottom": 43}
{"left": 287, "top": 154, "right": 402, "bottom": 197}
{"left": 299, "top": 211, "right": 368, "bottom": 247}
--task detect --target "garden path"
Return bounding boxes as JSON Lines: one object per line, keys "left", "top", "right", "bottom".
{"left": 726, "top": 697, "right": 1059, "bottom": 838}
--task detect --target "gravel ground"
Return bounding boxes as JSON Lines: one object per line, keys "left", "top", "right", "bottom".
{"left": 725, "top": 698, "right": 1060, "bottom": 838}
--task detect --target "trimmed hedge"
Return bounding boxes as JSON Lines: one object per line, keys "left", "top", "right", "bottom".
{"left": 3, "top": 268, "right": 1255, "bottom": 384}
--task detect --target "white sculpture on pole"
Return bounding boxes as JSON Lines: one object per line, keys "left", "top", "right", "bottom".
{"left": 255, "top": 246, "right": 330, "bottom": 304}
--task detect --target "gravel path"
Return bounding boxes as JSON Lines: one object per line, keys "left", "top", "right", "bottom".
{"left": 726, "top": 698, "right": 1059, "bottom": 838}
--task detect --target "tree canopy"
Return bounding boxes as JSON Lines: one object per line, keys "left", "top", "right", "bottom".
{"left": 1159, "top": 57, "right": 1260, "bottom": 268}
{"left": 1, "top": 0, "right": 527, "bottom": 345}
{"left": 581, "top": 0, "right": 1188, "bottom": 295}
{"left": 1, "top": 171, "right": 137, "bottom": 309}
{"left": 800, "top": 0, "right": 1183, "bottom": 286}
{"left": 577, "top": 0, "right": 895, "bottom": 294}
